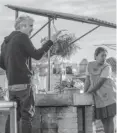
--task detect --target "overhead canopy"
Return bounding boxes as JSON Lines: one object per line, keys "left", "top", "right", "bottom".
{"left": 6, "top": 4, "right": 116, "bottom": 29}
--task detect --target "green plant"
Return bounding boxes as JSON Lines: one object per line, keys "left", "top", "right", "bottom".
{"left": 41, "top": 32, "right": 80, "bottom": 59}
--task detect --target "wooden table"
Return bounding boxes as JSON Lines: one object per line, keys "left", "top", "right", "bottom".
{"left": 32, "top": 93, "right": 94, "bottom": 133}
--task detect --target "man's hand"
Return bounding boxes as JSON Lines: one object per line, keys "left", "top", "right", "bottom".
{"left": 51, "top": 31, "right": 62, "bottom": 42}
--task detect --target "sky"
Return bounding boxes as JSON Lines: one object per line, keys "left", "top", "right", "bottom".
{"left": 0, "top": 0, "right": 116, "bottom": 63}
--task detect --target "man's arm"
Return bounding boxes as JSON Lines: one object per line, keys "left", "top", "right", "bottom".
{"left": 20, "top": 33, "right": 53, "bottom": 60}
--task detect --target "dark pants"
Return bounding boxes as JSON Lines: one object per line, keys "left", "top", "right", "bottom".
{"left": 5, "top": 85, "right": 35, "bottom": 133}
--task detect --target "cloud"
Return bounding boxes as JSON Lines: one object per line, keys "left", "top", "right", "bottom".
{"left": 50, "top": 0, "right": 87, "bottom": 5}
{"left": 0, "top": 16, "right": 14, "bottom": 21}
{"left": 0, "top": 0, "right": 35, "bottom": 5}
{"left": 41, "top": 0, "right": 115, "bottom": 17}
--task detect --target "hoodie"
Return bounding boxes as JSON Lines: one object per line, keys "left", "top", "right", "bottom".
{"left": 0, "top": 31, "right": 53, "bottom": 85}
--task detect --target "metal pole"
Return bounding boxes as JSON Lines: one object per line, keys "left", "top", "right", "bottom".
{"left": 48, "top": 17, "right": 51, "bottom": 91}
{"left": 70, "top": 25, "right": 100, "bottom": 45}
{"left": 30, "top": 19, "right": 54, "bottom": 71}
{"left": 15, "top": 10, "right": 18, "bottom": 20}
{"left": 29, "top": 58, "right": 32, "bottom": 70}
{"left": 10, "top": 105, "right": 17, "bottom": 133}
{"left": 29, "top": 19, "right": 53, "bottom": 71}
{"left": 30, "top": 18, "right": 53, "bottom": 39}
{"left": 14, "top": 10, "right": 18, "bottom": 133}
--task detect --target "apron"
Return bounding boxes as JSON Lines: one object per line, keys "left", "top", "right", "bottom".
{"left": 88, "top": 61, "right": 116, "bottom": 108}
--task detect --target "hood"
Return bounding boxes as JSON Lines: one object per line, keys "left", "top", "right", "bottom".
{"left": 4, "top": 31, "right": 20, "bottom": 43}
{"left": 1, "top": 31, "right": 21, "bottom": 51}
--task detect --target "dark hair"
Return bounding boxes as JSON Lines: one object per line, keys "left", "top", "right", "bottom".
{"left": 94, "top": 47, "right": 108, "bottom": 60}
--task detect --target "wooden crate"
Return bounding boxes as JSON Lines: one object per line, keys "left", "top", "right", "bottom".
{"left": 35, "top": 94, "right": 73, "bottom": 106}
{"left": 73, "top": 93, "right": 94, "bottom": 105}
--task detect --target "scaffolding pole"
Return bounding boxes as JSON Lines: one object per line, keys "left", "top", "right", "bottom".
{"left": 15, "top": 10, "right": 18, "bottom": 20}
{"left": 48, "top": 17, "right": 51, "bottom": 91}
{"left": 30, "top": 18, "right": 53, "bottom": 39}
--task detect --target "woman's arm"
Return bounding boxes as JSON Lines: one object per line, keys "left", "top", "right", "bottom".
{"left": 84, "top": 63, "right": 91, "bottom": 92}
{"left": 87, "top": 65, "right": 111, "bottom": 93}
{"left": 84, "top": 75, "right": 90, "bottom": 92}
{"left": 87, "top": 77, "right": 107, "bottom": 93}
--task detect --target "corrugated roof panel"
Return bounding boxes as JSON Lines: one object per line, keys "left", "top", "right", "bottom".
{"left": 6, "top": 4, "right": 116, "bottom": 29}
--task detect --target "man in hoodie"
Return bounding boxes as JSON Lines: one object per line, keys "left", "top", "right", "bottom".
{"left": 0, "top": 15, "right": 61, "bottom": 133}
